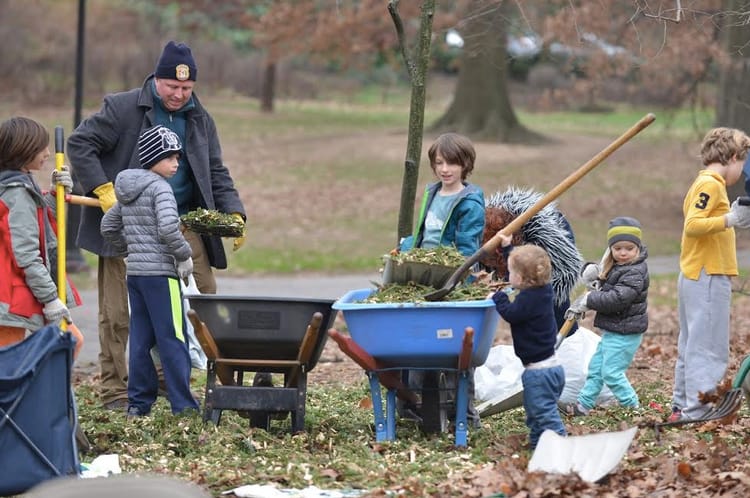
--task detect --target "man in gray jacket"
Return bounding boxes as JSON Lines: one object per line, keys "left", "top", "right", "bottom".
{"left": 68, "top": 41, "right": 246, "bottom": 410}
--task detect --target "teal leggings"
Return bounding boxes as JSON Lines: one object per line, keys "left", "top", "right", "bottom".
{"left": 577, "top": 331, "right": 643, "bottom": 410}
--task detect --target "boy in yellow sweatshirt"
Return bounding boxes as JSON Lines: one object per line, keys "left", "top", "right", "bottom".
{"left": 670, "top": 127, "right": 750, "bottom": 422}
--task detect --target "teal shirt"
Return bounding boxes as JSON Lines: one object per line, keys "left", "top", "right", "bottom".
{"left": 151, "top": 81, "right": 196, "bottom": 214}
{"left": 421, "top": 192, "right": 459, "bottom": 248}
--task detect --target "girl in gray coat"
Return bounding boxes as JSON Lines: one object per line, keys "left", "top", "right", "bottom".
{"left": 566, "top": 216, "right": 649, "bottom": 415}
{"left": 101, "top": 125, "right": 198, "bottom": 417}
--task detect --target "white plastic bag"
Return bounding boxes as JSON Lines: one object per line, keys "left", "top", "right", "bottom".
{"left": 555, "top": 327, "right": 615, "bottom": 406}
{"left": 181, "top": 275, "right": 208, "bottom": 370}
{"left": 474, "top": 327, "right": 615, "bottom": 412}
{"left": 474, "top": 345, "right": 523, "bottom": 401}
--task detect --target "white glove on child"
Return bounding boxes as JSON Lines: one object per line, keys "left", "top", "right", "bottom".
{"left": 564, "top": 292, "right": 590, "bottom": 320}
{"left": 726, "top": 198, "right": 750, "bottom": 228}
{"left": 177, "top": 257, "right": 194, "bottom": 279}
{"left": 580, "top": 262, "right": 601, "bottom": 290}
{"left": 50, "top": 166, "right": 73, "bottom": 194}
{"left": 43, "top": 298, "right": 72, "bottom": 324}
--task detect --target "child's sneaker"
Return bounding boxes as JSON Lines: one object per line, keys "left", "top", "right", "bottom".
{"left": 667, "top": 407, "right": 682, "bottom": 423}
{"left": 563, "top": 402, "right": 590, "bottom": 416}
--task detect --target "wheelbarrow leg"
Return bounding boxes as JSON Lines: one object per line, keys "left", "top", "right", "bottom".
{"left": 454, "top": 326, "right": 475, "bottom": 447}
{"left": 368, "top": 372, "right": 393, "bottom": 442}
{"left": 454, "top": 370, "right": 470, "bottom": 447}
{"left": 289, "top": 371, "right": 307, "bottom": 433}
{"left": 203, "top": 361, "right": 222, "bottom": 425}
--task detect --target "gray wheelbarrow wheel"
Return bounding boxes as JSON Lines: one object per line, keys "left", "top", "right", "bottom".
{"left": 420, "top": 370, "right": 448, "bottom": 434}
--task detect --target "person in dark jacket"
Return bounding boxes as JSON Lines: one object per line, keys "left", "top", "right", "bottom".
{"left": 490, "top": 235, "right": 567, "bottom": 449}
{"left": 101, "top": 126, "right": 198, "bottom": 417}
{"left": 68, "top": 41, "right": 246, "bottom": 410}
{"left": 566, "top": 216, "right": 649, "bottom": 416}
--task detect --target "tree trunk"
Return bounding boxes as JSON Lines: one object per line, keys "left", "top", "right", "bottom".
{"left": 716, "top": 0, "right": 750, "bottom": 199}
{"left": 393, "top": 0, "right": 435, "bottom": 241}
{"left": 431, "top": 0, "right": 544, "bottom": 144}
{"left": 260, "top": 60, "right": 276, "bottom": 113}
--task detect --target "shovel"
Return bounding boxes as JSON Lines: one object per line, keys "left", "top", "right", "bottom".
{"left": 424, "top": 113, "right": 656, "bottom": 301}
{"left": 54, "top": 126, "right": 84, "bottom": 356}
{"left": 55, "top": 126, "right": 90, "bottom": 453}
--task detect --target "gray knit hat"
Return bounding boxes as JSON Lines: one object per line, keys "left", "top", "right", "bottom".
{"left": 607, "top": 216, "right": 642, "bottom": 247}
{"left": 138, "top": 125, "right": 182, "bottom": 169}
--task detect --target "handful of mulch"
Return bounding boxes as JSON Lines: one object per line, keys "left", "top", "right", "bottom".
{"left": 180, "top": 208, "right": 244, "bottom": 237}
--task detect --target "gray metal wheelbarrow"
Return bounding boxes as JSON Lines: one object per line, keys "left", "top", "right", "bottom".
{"left": 187, "top": 295, "right": 336, "bottom": 433}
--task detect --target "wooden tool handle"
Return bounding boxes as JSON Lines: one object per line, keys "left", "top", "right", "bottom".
{"left": 424, "top": 112, "right": 656, "bottom": 301}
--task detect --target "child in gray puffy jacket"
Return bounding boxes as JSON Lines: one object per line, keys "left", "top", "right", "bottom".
{"left": 565, "top": 216, "right": 649, "bottom": 416}
{"left": 100, "top": 125, "right": 198, "bottom": 417}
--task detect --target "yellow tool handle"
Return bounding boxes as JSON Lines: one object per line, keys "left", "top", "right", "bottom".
{"left": 54, "top": 126, "right": 67, "bottom": 331}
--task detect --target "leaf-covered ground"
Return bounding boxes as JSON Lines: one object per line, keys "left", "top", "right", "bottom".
{"left": 70, "top": 276, "right": 750, "bottom": 497}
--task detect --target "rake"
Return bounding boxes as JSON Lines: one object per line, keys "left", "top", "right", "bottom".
{"left": 653, "top": 388, "right": 743, "bottom": 440}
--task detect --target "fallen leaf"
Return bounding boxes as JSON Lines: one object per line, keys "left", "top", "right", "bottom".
{"left": 677, "top": 461, "right": 692, "bottom": 479}
{"left": 358, "top": 397, "right": 373, "bottom": 409}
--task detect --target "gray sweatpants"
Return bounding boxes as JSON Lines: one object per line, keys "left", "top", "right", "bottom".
{"left": 672, "top": 270, "right": 731, "bottom": 420}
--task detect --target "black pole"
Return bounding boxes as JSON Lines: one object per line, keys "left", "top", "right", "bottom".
{"left": 73, "top": 0, "right": 86, "bottom": 128}
{"left": 67, "top": 0, "right": 89, "bottom": 273}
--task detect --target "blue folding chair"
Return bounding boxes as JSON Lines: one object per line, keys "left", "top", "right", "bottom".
{"left": 0, "top": 325, "right": 79, "bottom": 496}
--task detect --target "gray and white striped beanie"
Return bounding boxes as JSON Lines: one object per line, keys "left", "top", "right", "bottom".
{"left": 138, "top": 125, "right": 182, "bottom": 169}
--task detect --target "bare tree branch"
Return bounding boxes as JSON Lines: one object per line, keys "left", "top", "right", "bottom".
{"left": 636, "top": 0, "right": 683, "bottom": 23}
{"left": 388, "top": 0, "right": 414, "bottom": 80}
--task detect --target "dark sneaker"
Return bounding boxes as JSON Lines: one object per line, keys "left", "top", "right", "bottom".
{"left": 102, "top": 398, "right": 128, "bottom": 411}
{"left": 563, "top": 402, "right": 590, "bottom": 416}
{"left": 126, "top": 406, "right": 146, "bottom": 420}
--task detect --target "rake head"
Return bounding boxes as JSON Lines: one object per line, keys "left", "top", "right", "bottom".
{"left": 655, "top": 388, "right": 743, "bottom": 433}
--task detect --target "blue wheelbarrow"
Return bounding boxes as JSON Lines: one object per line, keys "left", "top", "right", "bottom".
{"left": 330, "top": 288, "right": 499, "bottom": 447}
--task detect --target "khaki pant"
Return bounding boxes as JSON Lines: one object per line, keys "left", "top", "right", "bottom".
{"left": 0, "top": 325, "right": 25, "bottom": 347}
{"left": 97, "top": 230, "right": 216, "bottom": 405}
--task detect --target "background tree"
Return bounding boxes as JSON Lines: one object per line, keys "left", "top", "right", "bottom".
{"left": 389, "top": 0, "right": 437, "bottom": 240}
{"left": 431, "top": 0, "right": 543, "bottom": 143}
{"left": 716, "top": 0, "right": 750, "bottom": 131}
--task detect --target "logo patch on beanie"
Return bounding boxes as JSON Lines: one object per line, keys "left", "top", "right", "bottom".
{"left": 175, "top": 64, "right": 190, "bottom": 81}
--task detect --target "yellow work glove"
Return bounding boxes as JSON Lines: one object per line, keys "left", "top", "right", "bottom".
{"left": 231, "top": 213, "right": 246, "bottom": 252}
{"left": 93, "top": 182, "right": 117, "bottom": 213}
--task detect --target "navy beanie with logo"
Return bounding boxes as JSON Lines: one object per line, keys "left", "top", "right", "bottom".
{"left": 154, "top": 41, "right": 197, "bottom": 82}
{"left": 139, "top": 125, "right": 182, "bottom": 169}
